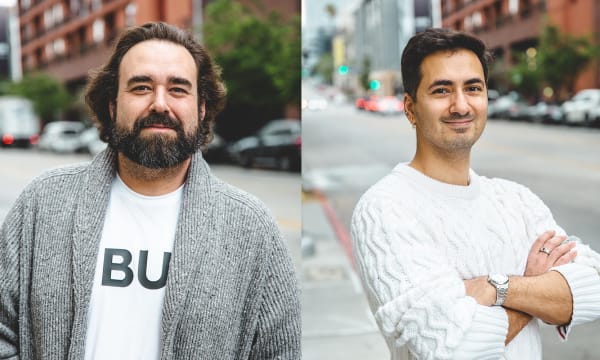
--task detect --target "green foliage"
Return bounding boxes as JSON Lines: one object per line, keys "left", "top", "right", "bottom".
{"left": 359, "top": 56, "right": 371, "bottom": 92}
{"left": 536, "top": 24, "right": 596, "bottom": 99}
{"left": 6, "top": 73, "right": 71, "bottom": 123}
{"left": 509, "top": 53, "right": 541, "bottom": 98}
{"left": 313, "top": 52, "right": 333, "bottom": 84}
{"left": 203, "top": 0, "right": 300, "bottom": 119}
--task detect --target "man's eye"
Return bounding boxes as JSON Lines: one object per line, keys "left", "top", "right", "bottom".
{"left": 432, "top": 88, "right": 449, "bottom": 95}
{"left": 171, "top": 87, "right": 188, "bottom": 94}
{"left": 467, "top": 86, "right": 483, "bottom": 92}
{"left": 132, "top": 85, "right": 151, "bottom": 92}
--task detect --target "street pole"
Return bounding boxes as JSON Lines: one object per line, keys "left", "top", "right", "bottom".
{"left": 193, "top": 0, "right": 203, "bottom": 44}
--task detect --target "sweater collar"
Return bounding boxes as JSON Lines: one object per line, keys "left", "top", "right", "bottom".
{"left": 392, "top": 162, "right": 480, "bottom": 200}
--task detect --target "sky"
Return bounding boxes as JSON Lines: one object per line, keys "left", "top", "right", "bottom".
{"left": 0, "top": 0, "right": 15, "bottom": 7}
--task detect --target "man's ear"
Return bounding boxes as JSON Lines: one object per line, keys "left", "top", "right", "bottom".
{"left": 199, "top": 100, "right": 206, "bottom": 122}
{"left": 109, "top": 101, "right": 115, "bottom": 121}
{"left": 404, "top": 93, "right": 415, "bottom": 122}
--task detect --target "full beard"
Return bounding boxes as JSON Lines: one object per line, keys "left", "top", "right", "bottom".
{"left": 109, "top": 112, "right": 202, "bottom": 169}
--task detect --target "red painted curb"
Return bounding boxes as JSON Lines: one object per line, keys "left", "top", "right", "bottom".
{"left": 314, "top": 189, "right": 356, "bottom": 269}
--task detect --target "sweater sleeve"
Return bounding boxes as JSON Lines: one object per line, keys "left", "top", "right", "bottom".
{"left": 0, "top": 196, "right": 23, "bottom": 359}
{"left": 351, "top": 197, "right": 507, "bottom": 360}
{"left": 518, "top": 186, "right": 600, "bottom": 340}
{"left": 249, "top": 223, "right": 301, "bottom": 360}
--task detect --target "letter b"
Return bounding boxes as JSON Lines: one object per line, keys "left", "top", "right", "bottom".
{"left": 102, "top": 248, "right": 134, "bottom": 287}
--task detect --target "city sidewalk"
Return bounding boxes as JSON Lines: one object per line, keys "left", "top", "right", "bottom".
{"left": 301, "top": 191, "right": 388, "bottom": 360}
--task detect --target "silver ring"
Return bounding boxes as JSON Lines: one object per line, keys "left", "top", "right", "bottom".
{"left": 539, "top": 247, "right": 551, "bottom": 255}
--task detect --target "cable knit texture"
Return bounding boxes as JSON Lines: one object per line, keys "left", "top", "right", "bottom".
{"left": 351, "top": 163, "right": 600, "bottom": 360}
{"left": 0, "top": 148, "right": 301, "bottom": 360}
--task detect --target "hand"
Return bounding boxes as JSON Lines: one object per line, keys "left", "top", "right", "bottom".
{"left": 524, "top": 230, "right": 577, "bottom": 276}
{"left": 464, "top": 276, "right": 496, "bottom": 306}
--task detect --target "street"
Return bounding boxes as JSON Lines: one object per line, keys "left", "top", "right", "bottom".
{"left": 302, "top": 94, "right": 600, "bottom": 359}
{"left": 0, "top": 148, "right": 301, "bottom": 270}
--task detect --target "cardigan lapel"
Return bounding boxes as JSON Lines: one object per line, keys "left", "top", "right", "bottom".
{"left": 68, "top": 148, "right": 116, "bottom": 359}
{"left": 160, "top": 151, "right": 217, "bottom": 353}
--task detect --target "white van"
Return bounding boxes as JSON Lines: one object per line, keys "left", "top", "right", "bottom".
{"left": 0, "top": 96, "right": 41, "bottom": 148}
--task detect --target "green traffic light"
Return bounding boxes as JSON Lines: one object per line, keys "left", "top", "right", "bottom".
{"left": 338, "top": 65, "right": 349, "bottom": 75}
{"left": 370, "top": 79, "right": 381, "bottom": 90}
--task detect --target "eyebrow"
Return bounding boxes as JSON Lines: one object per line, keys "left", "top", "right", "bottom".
{"left": 427, "top": 77, "right": 485, "bottom": 91}
{"left": 126, "top": 75, "right": 193, "bottom": 89}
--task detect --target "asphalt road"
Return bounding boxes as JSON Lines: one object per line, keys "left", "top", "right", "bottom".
{"left": 302, "top": 95, "right": 600, "bottom": 359}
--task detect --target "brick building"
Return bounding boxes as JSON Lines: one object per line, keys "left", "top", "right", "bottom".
{"left": 18, "top": 0, "right": 299, "bottom": 90}
{"left": 441, "top": 0, "right": 600, "bottom": 93}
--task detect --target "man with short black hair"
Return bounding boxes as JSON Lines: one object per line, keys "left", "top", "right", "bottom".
{"left": 351, "top": 28, "right": 600, "bottom": 359}
{"left": 0, "top": 22, "right": 300, "bottom": 359}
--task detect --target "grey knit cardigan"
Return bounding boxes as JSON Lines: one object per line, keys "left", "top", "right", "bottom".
{"left": 0, "top": 148, "right": 301, "bottom": 359}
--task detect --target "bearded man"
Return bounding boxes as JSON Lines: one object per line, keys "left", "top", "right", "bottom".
{"left": 0, "top": 22, "right": 300, "bottom": 360}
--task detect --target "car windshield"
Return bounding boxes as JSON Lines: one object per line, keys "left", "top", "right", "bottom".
{"left": 259, "top": 120, "right": 300, "bottom": 136}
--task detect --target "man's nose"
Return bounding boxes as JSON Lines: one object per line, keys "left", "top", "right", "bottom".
{"left": 150, "top": 87, "right": 170, "bottom": 113}
{"left": 450, "top": 91, "right": 470, "bottom": 116}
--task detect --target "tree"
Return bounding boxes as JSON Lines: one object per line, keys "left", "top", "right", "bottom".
{"left": 6, "top": 73, "right": 71, "bottom": 125}
{"left": 313, "top": 52, "right": 334, "bottom": 84}
{"left": 509, "top": 52, "right": 541, "bottom": 99}
{"left": 536, "top": 24, "right": 596, "bottom": 99}
{"left": 203, "top": 0, "right": 300, "bottom": 140}
{"left": 359, "top": 56, "right": 371, "bottom": 92}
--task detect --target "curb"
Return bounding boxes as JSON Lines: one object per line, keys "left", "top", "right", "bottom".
{"left": 313, "top": 189, "right": 356, "bottom": 269}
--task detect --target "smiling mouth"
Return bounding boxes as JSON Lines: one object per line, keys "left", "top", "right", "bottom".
{"left": 442, "top": 117, "right": 475, "bottom": 127}
{"left": 143, "top": 124, "right": 174, "bottom": 130}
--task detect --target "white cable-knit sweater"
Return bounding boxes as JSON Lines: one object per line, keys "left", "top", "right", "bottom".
{"left": 351, "top": 163, "right": 600, "bottom": 360}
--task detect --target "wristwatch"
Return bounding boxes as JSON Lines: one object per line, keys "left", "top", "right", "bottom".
{"left": 487, "top": 274, "right": 509, "bottom": 306}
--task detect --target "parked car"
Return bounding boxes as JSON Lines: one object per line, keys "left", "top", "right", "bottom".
{"left": 0, "top": 96, "right": 40, "bottom": 148}
{"left": 488, "top": 91, "right": 534, "bottom": 120}
{"left": 372, "top": 96, "right": 404, "bottom": 115}
{"left": 228, "top": 119, "right": 301, "bottom": 172}
{"left": 38, "top": 121, "right": 86, "bottom": 153}
{"left": 531, "top": 101, "right": 564, "bottom": 124}
{"left": 203, "top": 133, "right": 230, "bottom": 163}
{"left": 77, "top": 126, "right": 107, "bottom": 155}
{"left": 561, "top": 89, "right": 600, "bottom": 125}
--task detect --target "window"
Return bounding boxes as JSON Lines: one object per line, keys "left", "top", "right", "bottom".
{"left": 92, "top": 19, "right": 104, "bottom": 43}
{"left": 53, "top": 38, "right": 65, "bottom": 55}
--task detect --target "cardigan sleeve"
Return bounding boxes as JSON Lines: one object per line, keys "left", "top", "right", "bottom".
{"left": 518, "top": 186, "right": 600, "bottom": 340}
{"left": 351, "top": 197, "right": 507, "bottom": 360}
{"left": 248, "top": 222, "right": 301, "bottom": 360}
{"left": 0, "top": 195, "right": 23, "bottom": 359}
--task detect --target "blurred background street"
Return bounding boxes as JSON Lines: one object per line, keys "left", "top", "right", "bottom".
{"left": 301, "top": 82, "right": 600, "bottom": 360}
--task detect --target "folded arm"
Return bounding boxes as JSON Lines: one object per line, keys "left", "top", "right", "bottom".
{"left": 352, "top": 198, "right": 508, "bottom": 360}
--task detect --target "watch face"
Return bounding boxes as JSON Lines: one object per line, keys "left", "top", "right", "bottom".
{"left": 490, "top": 274, "right": 508, "bottom": 285}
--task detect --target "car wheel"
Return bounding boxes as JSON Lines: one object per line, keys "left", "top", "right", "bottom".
{"left": 239, "top": 153, "right": 253, "bottom": 168}
{"left": 279, "top": 156, "right": 291, "bottom": 171}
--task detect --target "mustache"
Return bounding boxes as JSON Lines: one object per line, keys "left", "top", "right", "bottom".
{"left": 441, "top": 114, "right": 475, "bottom": 122}
{"left": 132, "top": 113, "right": 183, "bottom": 134}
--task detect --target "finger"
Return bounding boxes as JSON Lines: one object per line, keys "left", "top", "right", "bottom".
{"left": 553, "top": 249, "right": 577, "bottom": 267}
{"left": 544, "top": 234, "right": 568, "bottom": 251}
{"left": 531, "top": 230, "right": 556, "bottom": 253}
{"left": 549, "top": 241, "right": 576, "bottom": 261}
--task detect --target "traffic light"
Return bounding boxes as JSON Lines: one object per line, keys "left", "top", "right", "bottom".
{"left": 370, "top": 79, "right": 381, "bottom": 90}
{"left": 338, "top": 65, "right": 349, "bottom": 75}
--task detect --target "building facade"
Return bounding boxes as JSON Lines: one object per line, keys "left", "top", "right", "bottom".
{"left": 348, "top": 0, "right": 435, "bottom": 95}
{"left": 441, "top": 0, "right": 600, "bottom": 93}
{"left": 18, "top": 0, "right": 299, "bottom": 91}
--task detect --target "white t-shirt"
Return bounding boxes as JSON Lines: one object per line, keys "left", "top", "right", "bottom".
{"left": 84, "top": 175, "right": 183, "bottom": 360}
